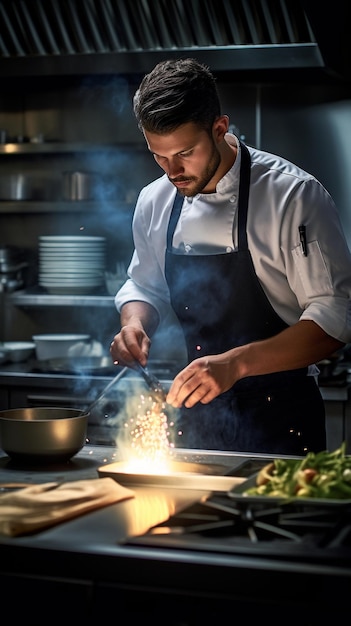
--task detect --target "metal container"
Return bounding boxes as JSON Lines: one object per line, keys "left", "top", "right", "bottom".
{"left": 0, "top": 173, "right": 31, "bottom": 200}
{"left": 0, "top": 246, "right": 28, "bottom": 292}
{"left": 0, "top": 173, "right": 58, "bottom": 200}
{"left": 63, "top": 171, "right": 100, "bottom": 201}
{"left": 0, "top": 407, "right": 88, "bottom": 463}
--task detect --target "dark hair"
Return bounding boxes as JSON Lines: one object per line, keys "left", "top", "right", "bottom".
{"left": 133, "top": 58, "right": 221, "bottom": 134}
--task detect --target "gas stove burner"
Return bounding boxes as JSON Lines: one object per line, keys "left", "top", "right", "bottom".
{"left": 123, "top": 490, "right": 351, "bottom": 566}
{"left": 203, "top": 495, "right": 351, "bottom": 544}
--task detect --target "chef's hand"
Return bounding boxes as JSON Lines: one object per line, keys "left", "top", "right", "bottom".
{"left": 110, "top": 301, "right": 159, "bottom": 368}
{"left": 110, "top": 325, "right": 151, "bottom": 368}
{"left": 167, "top": 353, "right": 238, "bottom": 408}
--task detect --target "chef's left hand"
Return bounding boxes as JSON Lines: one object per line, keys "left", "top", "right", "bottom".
{"left": 166, "top": 353, "right": 237, "bottom": 408}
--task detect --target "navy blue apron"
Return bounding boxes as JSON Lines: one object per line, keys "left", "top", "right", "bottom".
{"left": 165, "top": 141, "right": 326, "bottom": 454}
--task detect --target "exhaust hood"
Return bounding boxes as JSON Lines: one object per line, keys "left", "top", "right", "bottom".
{"left": 0, "top": 0, "right": 348, "bottom": 80}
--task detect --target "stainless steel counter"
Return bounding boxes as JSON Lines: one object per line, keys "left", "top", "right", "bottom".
{"left": 0, "top": 443, "right": 257, "bottom": 547}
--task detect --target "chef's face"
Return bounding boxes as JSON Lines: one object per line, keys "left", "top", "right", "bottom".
{"left": 143, "top": 118, "right": 227, "bottom": 196}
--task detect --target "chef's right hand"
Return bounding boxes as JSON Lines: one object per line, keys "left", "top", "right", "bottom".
{"left": 110, "top": 325, "right": 151, "bottom": 368}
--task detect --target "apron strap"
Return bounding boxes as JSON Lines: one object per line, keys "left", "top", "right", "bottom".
{"left": 167, "top": 140, "right": 252, "bottom": 252}
{"left": 237, "top": 141, "right": 251, "bottom": 251}
{"left": 167, "top": 192, "right": 183, "bottom": 251}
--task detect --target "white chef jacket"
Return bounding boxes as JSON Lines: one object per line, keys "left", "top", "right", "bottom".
{"left": 115, "top": 135, "right": 351, "bottom": 345}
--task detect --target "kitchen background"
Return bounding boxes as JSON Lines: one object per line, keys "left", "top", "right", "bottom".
{"left": 0, "top": 0, "right": 350, "bottom": 443}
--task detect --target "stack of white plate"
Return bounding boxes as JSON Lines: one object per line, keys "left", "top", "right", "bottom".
{"left": 38, "top": 236, "right": 106, "bottom": 295}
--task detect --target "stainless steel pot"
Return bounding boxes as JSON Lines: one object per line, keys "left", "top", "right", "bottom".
{"left": 0, "top": 173, "right": 58, "bottom": 200}
{"left": 0, "top": 407, "right": 88, "bottom": 463}
{"left": 0, "top": 246, "right": 28, "bottom": 292}
{"left": 0, "top": 174, "right": 32, "bottom": 200}
{"left": 62, "top": 171, "right": 100, "bottom": 200}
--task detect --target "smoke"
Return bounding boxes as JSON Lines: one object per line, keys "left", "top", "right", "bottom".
{"left": 88, "top": 371, "right": 178, "bottom": 458}
{"left": 78, "top": 75, "right": 130, "bottom": 115}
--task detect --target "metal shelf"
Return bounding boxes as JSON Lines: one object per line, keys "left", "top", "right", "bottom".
{"left": 0, "top": 142, "right": 146, "bottom": 155}
{"left": 0, "top": 200, "right": 131, "bottom": 214}
{"left": 9, "top": 289, "right": 115, "bottom": 307}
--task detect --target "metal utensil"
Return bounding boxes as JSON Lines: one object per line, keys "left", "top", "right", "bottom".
{"left": 134, "top": 363, "right": 168, "bottom": 403}
{"left": 87, "top": 366, "right": 128, "bottom": 413}
{"left": 86, "top": 362, "right": 167, "bottom": 416}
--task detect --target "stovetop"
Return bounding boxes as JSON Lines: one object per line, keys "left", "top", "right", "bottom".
{"left": 124, "top": 459, "right": 351, "bottom": 568}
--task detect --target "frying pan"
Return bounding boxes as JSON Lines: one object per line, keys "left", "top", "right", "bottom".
{"left": 98, "top": 459, "right": 244, "bottom": 491}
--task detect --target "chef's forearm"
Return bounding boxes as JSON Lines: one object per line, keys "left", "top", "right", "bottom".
{"left": 233, "top": 320, "right": 344, "bottom": 380}
{"left": 120, "top": 301, "right": 160, "bottom": 337}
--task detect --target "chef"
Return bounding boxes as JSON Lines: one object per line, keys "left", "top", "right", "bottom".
{"left": 110, "top": 58, "right": 351, "bottom": 455}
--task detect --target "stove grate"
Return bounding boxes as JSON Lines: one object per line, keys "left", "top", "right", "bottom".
{"left": 123, "top": 491, "right": 351, "bottom": 565}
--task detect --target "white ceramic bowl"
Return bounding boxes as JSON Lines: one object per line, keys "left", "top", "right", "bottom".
{"left": 32, "top": 334, "right": 91, "bottom": 360}
{"left": 2, "top": 342, "right": 35, "bottom": 363}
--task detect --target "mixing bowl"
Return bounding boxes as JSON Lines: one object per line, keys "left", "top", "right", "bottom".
{"left": 0, "top": 407, "right": 88, "bottom": 463}
{"left": 32, "top": 334, "right": 91, "bottom": 360}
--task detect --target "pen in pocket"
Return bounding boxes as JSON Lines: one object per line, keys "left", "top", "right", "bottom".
{"left": 299, "top": 224, "right": 308, "bottom": 257}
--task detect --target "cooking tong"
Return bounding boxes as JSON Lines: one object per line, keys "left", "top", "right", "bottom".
{"left": 87, "top": 362, "right": 167, "bottom": 415}
{"left": 134, "top": 362, "right": 168, "bottom": 403}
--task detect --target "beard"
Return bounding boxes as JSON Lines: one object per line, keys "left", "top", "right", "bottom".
{"left": 169, "top": 143, "right": 221, "bottom": 197}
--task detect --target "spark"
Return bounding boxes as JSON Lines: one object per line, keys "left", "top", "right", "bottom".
{"left": 121, "top": 394, "right": 174, "bottom": 474}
